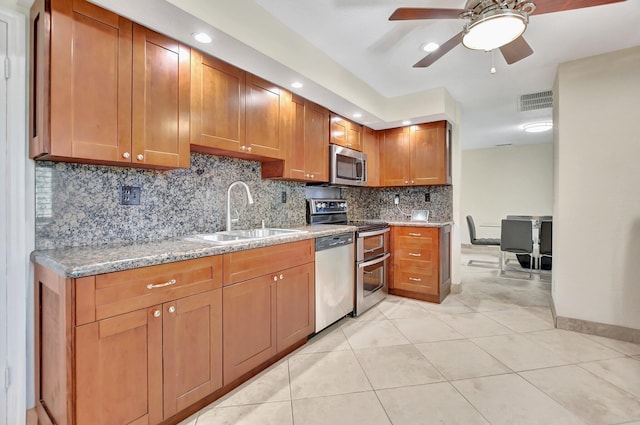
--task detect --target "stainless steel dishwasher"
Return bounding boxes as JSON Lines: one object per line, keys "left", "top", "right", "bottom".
{"left": 314, "top": 232, "right": 355, "bottom": 333}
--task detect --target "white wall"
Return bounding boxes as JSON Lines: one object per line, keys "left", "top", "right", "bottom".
{"left": 461, "top": 144, "right": 554, "bottom": 242}
{"left": 554, "top": 46, "right": 640, "bottom": 330}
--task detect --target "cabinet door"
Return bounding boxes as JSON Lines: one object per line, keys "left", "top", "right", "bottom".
{"left": 190, "top": 51, "right": 246, "bottom": 153}
{"left": 245, "top": 73, "right": 285, "bottom": 159}
{"left": 287, "top": 93, "right": 306, "bottom": 179}
{"left": 348, "top": 122, "right": 363, "bottom": 151}
{"left": 132, "top": 25, "right": 190, "bottom": 168}
{"left": 304, "top": 101, "right": 329, "bottom": 181}
{"left": 223, "top": 275, "right": 277, "bottom": 384}
{"left": 363, "top": 126, "right": 379, "bottom": 187}
{"left": 380, "top": 127, "right": 410, "bottom": 186}
{"left": 276, "top": 263, "right": 315, "bottom": 352}
{"left": 330, "top": 114, "right": 349, "bottom": 148}
{"left": 75, "top": 306, "right": 163, "bottom": 425}
{"left": 410, "top": 121, "right": 447, "bottom": 185}
{"left": 45, "top": 0, "right": 132, "bottom": 162}
{"left": 163, "top": 289, "right": 222, "bottom": 418}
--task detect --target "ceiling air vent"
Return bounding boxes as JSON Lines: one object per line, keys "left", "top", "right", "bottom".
{"left": 519, "top": 90, "right": 553, "bottom": 112}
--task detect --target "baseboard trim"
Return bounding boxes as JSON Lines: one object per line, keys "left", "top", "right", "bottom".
{"left": 549, "top": 297, "right": 640, "bottom": 342}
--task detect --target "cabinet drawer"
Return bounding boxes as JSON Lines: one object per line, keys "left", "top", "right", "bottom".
{"left": 394, "top": 226, "right": 438, "bottom": 244}
{"left": 394, "top": 246, "right": 435, "bottom": 264}
{"left": 76, "top": 256, "right": 222, "bottom": 324}
{"left": 393, "top": 266, "right": 438, "bottom": 295}
{"left": 223, "top": 239, "right": 314, "bottom": 285}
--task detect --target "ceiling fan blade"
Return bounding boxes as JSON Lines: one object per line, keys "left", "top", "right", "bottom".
{"left": 531, "top": 0, "right": 626, "bottom": 15}
{"left": 414, "top": 32, "right": 463, "bottom": 68}
{"left": 389, "top": 8, "right": 464, "bottom": 21}
{"left": 499, "top": 36, "right": 534, "bottom": 65}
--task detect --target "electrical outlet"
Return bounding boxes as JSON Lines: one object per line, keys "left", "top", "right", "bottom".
{"left": 120, "top": 186, "right": 141, "bottom": 205}
{"left": 425, "top": 193, "right": 431, "bottom": 202}
{"left": 281, "top": 191, "right": 287, "bottom": 203}
{"left": 394, "top": 194, "right": 400, "bottom": 205}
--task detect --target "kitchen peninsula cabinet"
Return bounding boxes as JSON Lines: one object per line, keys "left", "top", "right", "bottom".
{"left": 29, "top": 0, "right": 190, "bottom": 169}
{"left": 380, "top": 121, "right": 452, "bottom": 186}
{"left": 262, "top": 94, "right": 330, "bottom": 182}
{"left": 331, "top": 114, "right": 363, "bottom": 151}
{"left": 222, "top": 240, "right": 314, "bottom": 384}
{"left": 389, "top": 225, "right": 451, "bottom": 303}
{"left": 34, "top": 256, "right": 223, "bottom": 425}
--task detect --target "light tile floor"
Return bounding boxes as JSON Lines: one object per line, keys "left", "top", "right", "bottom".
{"left": 179, "top": 250, "right": 640, "bottom": 425}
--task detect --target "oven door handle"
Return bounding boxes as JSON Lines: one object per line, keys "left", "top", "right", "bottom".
{"left": 358, "top": 253, "right": 390, "bottom": 268}
{"left": 358, "top": 227, "right": 390, "bottom": 238}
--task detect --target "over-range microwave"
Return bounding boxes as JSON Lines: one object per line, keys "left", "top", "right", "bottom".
{"left": 330, "top": 144, "right": 367, "bottom": 186}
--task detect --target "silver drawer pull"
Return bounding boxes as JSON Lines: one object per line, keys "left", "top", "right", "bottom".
{"left": 408, "top": 233, "right": 422, "bottom": 237}
{"left": 408, "top": 253, "right": 421, "bottom": 257}
{"left": 408, "top": 277, "right": 422, "bottom": 282}
{"left": 147, "top": 279, "right": 177, "bottom": 290}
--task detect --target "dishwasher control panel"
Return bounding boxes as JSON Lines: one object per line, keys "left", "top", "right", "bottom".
{"left": 315, "top": 232, "right": 354, "bottom": 251}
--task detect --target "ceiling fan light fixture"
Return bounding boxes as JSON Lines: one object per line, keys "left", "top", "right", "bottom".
{"left": 462, "top": 9, "right": 527, "bottom": 51}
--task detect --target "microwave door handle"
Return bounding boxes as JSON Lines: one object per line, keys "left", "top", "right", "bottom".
{"left": 358, "top": 253, "right": 390, "bottom": 268}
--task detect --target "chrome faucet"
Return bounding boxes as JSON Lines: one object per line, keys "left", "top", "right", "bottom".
{"left": 226, "top": 181, "right": 254, "bottom": 231}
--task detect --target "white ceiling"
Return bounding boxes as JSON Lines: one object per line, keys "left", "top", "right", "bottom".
{"left": 91, "top": 0, "right": 640, "bottom": 149}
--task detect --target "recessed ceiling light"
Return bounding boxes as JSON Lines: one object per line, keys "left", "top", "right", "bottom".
{"left": 402, "top": 120, "right": 412, "bottom": 125}
{"left": 353, "top": 113, "right": 362, "bottom": 118}
{"left": 523, "top": 121, "right": 553, "bottom": 133}
{"left": 421, "top": 42, "right": 440, "bottom": 52}
{"left": 192, "top": 32, "right": 212, "bottom": 44}
{"left": 291, "top": 81, "right": 303, "bottom": 89}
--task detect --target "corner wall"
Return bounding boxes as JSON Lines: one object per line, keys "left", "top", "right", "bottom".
{"left": 554, "top": 46, "right": 640, "bottom": 331}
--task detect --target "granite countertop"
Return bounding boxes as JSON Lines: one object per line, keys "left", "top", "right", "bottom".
{"left": 31, "top": 224, "right": 356, "bottom": 278}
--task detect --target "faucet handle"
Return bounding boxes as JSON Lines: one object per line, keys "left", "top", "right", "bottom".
{"left": 261, "top": 220, "right": 265, "bottom": 229}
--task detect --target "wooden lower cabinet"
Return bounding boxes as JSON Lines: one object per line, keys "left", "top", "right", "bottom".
{"left": 35, "top": 256, "right": 223, "bottom": 425}
{"left": 390, "top": 225, "right": 451, "bottom": 303}
{"left": 222, "top": 241, "right": 315, "bottom": 385}
{"left": 222, "top": 274, "right": 277, "bottom": 385}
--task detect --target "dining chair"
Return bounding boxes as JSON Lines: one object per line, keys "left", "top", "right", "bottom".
{"left": 466, "top": 215, "right": 500, "bottom": 267}
{"left": 538, "top": 220, "right": 552, "bottom": 280}
{"left": 500, "top": 219, "right": 534, "bottom": 278}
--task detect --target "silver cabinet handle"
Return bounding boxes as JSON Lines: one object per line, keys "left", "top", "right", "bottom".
{"left": 247, "top": 146, "right": 252, "bottom": 152}
{"left": 273, "top": 275, "right": 278, "bottom": 282}
{"left": 408, "top": 277, "right": 422, "bottom": 282}
{"left": 279, "top": 274, "right": 284, "bottom": 280}
{"left": 147, "top": 279, "right": 176, "bottom": 290}
{"left": 411, "top": 180, "right": 415, "bottom": 184}
{"left": 310, "top": 174, "right": 314, "bottom": 178}
{"left": 122, "top": 152, "right": 130, "bottom": 159}
{"left": 153, "top": 309, "right": 161, "bottom": 318}
{"left": 240, "top": 145, "right": 246, "bottom": 151}
{"left": 409, "top": 253, "right": 421, "bottom": 257}
{"left": 408, "top": 233, "right": 422, "bottom": 237}
{"left": 404, "top": 180, "right": 409, "bottom": 184}
{"left": 168, "top": 305, "right": 176, "bottom": 314}
{"left": 136, "top": 154, "right": 144, "bottom": 161}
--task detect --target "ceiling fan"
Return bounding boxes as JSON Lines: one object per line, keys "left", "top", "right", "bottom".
{"left": 389, "top": 0, "right": 626, "bottom": 68}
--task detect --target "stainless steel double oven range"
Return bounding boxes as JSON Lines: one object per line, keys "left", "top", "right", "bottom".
{"left": 307, "top": 198, "right": 389, "bottom": 317}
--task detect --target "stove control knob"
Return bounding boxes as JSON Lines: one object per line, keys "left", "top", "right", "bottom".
{"left": 321, "top": 203, "right": 327, "bottom": 208}
{"left": 340, "top": 203, "right": 347, "bottom": 209}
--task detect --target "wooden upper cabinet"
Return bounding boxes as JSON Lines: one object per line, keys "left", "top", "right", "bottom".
{"left": 29, "top": 0, "right": 190, "bottom": 169}
{"left": 190, "top": 51, "right": 246, "bottom": 154}
{"left": 330, "top": 114, "right": 362, "bottom": 151}
{"left": 132, "top": 25, "right": 190, "bottom": 168}
{"left": 304, "top": 101, "right": 330, "bottom": 181}
{"left": 245, "top": 73, "right": 285, "bottom": 159}
{"left": 410, "top": 121, "right": 451, "bottom": 185}
{"left": 261, "top": 96, "right": 329, "bottom": 182}
{"left": 380, "top": 121, "right": 451, "bottom": 186}
{"left": 362, "top": 126, "right": 380, "bottom": 187}
{"left": 380, "top": 126, "right": 410, "bottom": 186}
{"left": 31, "top": 0, "right": 132, "bottom": 163}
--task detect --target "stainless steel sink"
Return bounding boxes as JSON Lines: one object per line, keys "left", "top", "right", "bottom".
{"left": 187, "top": 228, "right": 307, "bottom": 244}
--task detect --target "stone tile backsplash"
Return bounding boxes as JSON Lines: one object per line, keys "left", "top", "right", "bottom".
{"left": 35, "top": 153, "right": 453, "bottom": 249}
{"left": 35, "top": 154, "right": 306, "bottom": 249}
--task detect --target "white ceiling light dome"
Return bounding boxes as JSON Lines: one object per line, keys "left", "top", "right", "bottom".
{"left": 461, "top": 0, "right": 535, "bottom": 51}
